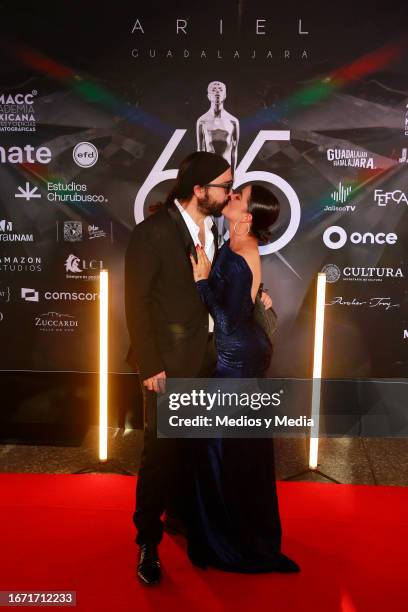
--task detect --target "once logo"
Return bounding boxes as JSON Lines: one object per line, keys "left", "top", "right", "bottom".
{"left": 323, "top": 226, "right": 398, "bottom": 250}
{"left": 73, "top": 142, "right": 98, "bottom": 168}
{"left": 21, "top": 288, "right": 39, "bottom": 302}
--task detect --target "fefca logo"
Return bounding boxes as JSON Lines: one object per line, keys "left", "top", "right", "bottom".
{"left": 374, "top": 190, "right": 408, "bottom": 207}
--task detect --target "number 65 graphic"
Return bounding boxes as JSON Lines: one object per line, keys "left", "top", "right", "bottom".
{"left": 134, "top": 129, "right": 301, "bottom": 255}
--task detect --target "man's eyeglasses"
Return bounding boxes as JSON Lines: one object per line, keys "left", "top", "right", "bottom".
{"left": 204, "top": 180, "right": 234, "bottom": 192}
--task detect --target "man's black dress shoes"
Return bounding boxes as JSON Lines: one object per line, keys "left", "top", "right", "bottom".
{"left": 137, "top": 544, "right": 161, "bottom": 585}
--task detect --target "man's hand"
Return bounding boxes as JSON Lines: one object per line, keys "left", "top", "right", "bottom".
{"left": 260, "top": 291, "right": 273, "bottom": 310}
{"left": 190, "top": 245, "right": 211, "bottom": 281}
{"left": 143, "top": 370, "right": 166, "bottom": 393}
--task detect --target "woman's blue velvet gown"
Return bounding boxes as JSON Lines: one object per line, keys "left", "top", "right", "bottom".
{"left": 186, "top": 243, "right": 296, "bottom": 573}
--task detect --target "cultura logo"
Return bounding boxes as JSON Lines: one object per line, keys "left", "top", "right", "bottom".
{"left": 321, "top": 264, "right": 341, "bottom": 283}
{"left": 0, "top": 144, "right": 51, "bottom": 164}
{"left": 323, "top": 226, "right": 398, "bottom": 249}
{"left": 322, "top": 264, "right": 403, "bottom": 283}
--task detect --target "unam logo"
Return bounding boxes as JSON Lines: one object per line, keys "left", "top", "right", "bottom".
{"left": 65, "top": 254, "right": 82, "bottom": 273}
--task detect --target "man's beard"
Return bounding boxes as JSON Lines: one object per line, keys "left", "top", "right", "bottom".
{"left": 197, "top": 190, "right": 229, "bottom": 217}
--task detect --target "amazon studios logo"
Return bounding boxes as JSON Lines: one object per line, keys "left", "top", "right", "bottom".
{"left": 323, "top": 226, "right": 398, "bottom": 249}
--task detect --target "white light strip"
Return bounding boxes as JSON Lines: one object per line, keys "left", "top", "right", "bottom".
{"left": 309, "top": 273, "right": 326, "bottom": 469}
{"left": 99, "top": 270, "right": 109, "bottom": 462}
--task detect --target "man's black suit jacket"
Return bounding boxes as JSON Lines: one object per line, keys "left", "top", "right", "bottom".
{"left": 125, "top": 203, "right": 217, "bottom": 380}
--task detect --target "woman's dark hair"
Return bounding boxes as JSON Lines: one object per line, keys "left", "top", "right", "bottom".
{"left": 247, "top": 184, "right": 280, "bottom": 243}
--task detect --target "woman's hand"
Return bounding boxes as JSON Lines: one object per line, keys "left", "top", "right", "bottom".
{"left": 260, "top": 291, "right": 273, "bottom": 310}
{"left": 190, "top": 245, "right": 211, "bottom": 282}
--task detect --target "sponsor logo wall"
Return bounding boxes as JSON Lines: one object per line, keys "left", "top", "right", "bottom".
{"left": 0, "top": 2, "right": 407, "bottom": 377}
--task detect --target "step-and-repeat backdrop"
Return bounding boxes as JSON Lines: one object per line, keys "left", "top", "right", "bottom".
{"left": 0, "top": 2, "right": 407, "bottom": 379}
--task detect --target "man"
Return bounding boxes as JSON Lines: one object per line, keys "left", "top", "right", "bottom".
{"left": 125, "top": 151, "right": 233, "bottom": 585}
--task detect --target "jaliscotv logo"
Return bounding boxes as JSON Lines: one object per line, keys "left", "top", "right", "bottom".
{"left": 0, "top": 91, "right": 37, "bottom": 132}
{"left": 323, "top": 181, "right": 356, "bottom": 212}
{"left": 322, "top": 226, "right": 398, "bottom": 249}
{"left": 373, "top": 189, "right": 408, "bottom": 207}
{"left": 21, "top": 288, "right": 99, "bottom": 303}
{"left": 326, "top": 148, "right": 376, "bottom": 169}
{"left": 35, "top": 312, "right": 79, "bottom": 332}
{"left": 322, "top": 264, "right": 404, "bottom": 283}
{"left": 0, "top": 256, "right": 42, "bottom": 272}
{"left": 0, "top": 220, "right": 34, "bottom": 242}
{"left": 0, "top": 144, "right": 51, "bottom": 164}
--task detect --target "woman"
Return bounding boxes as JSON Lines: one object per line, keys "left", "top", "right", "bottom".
{"left": 188, "top": 183, "right": 300, "bottom": 573}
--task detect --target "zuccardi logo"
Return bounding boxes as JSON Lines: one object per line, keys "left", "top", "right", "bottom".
{"left": 35, "top": 312, "right": 79, "bottom": 332}
{"left": 0, "top": 91, "right": 37, "bottom": 132}
{"left": 134, "top": 128, "right": 301, "bottom": 257}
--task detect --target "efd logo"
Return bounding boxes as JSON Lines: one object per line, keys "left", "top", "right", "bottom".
{"left": 73, "top": 142, "right": 98, "bottom": 168}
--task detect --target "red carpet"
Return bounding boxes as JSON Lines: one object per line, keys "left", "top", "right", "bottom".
{"left": 0, "top": 473, "right": 406, "bottom": 612}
